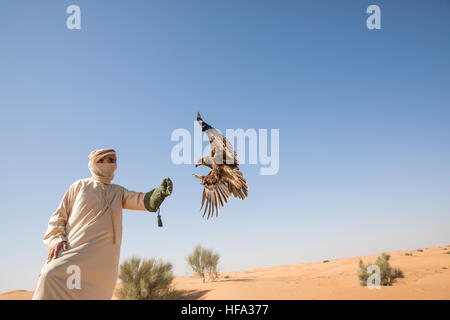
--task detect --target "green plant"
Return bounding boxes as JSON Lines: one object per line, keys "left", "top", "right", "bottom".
{"left": 446, "top": 251, "right": 450, "bottom": 255}
{"left": 186, "top": 244, "right": 220, "bottom": 283}
{"left": 358, "top": 253, "right": 404, "bottom": 286}
{"left": 405, "top": 253, "right": 413, "bottom": 256}
{"left": 117, "top": 256, "right": 174, "bottom": 300}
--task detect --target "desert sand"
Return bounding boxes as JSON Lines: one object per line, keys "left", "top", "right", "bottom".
{"left": 2, "top": 245, "right": 449, "bottom": 300}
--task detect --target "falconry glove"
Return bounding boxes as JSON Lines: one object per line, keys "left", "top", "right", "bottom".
{"left": 144, "top": 178, "right": 173, "bottom": 227}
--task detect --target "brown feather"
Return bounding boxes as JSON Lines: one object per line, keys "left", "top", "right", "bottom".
{"left": 200, "top": 189, "right": 206, "bottom": 211}
{"left": 203, "top": 197, "right": 209, "bottom": 218}
{"left": 214, "top": 191, "right": 220, "bottom": 217}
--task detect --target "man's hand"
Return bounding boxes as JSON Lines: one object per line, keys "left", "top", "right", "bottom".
{"left": 47, "top": 241, "right": 68, "bottom": 264}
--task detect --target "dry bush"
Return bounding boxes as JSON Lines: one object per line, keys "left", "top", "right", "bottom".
{"left": 186, "top": 244, "right": 220, "bottom": 283}
{"left": 117, "top": 256, "right": 174, "bottom": 300}
{"left": 358, "top": 253, "right": 404, "bottom": 286}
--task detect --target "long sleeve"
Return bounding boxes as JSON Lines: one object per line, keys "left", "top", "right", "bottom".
{"left": 122, "top": 188, "right": 147, "bottom": 211}
{"left": 122, "top": 187, "right": 169, "bottom": 212}
{"left": 43, "top": 181, "right": 79, "bottom": 251}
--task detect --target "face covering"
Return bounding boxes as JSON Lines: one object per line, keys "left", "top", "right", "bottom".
{"left": 88, "top": 149, "right": 117, "bottom": 184}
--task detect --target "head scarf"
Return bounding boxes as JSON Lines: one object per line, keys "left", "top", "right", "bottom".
{"left": 88, "top": 149, "right": 117, "bottom": 184}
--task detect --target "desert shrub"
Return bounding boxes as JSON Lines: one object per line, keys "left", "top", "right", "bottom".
{"left": 117, "top": 256, "right": 174, "bottom": 300}
{"left": 447, "top": 251, "right": 450, "bottom": 255}
{"left": 186, "top": 244, "right": 220, "bottom": 283}
{"left": 444, "top": 248, "right": 447, "bottom": 251}
{"left": 358, "top": 253, "right": 404, "bottom": 286}
{"left": 224, "top": 275, "right": 230, "bottom": 279}
{"left": 443, "top": 267, "right": 447, "bottom": 270}
{"left": 323, "top": 260, "right": 330, "bottom": 263}
{"left": 405, "top": 253, "right": 413, "bottom": 256}
{"left": 417, "top": 249, "right": 423, "bottom": 252}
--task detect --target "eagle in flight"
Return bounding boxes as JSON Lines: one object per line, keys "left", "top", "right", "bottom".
{"left": 194, "top": 112, "right": 248, "bottom": 219}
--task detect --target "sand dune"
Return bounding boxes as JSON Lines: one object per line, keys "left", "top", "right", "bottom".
{"left": 2, "top": 245, "right": 449, "bottom": 300}
{"left": 0, "top": 290, "right": 34, "bottom": 300}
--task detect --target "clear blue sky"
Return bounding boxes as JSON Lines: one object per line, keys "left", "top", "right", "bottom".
{"left": 1, "top": 0, "right": 449, "bottom": 292}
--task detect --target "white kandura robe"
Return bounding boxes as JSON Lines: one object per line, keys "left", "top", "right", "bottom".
{"left": 33, "top": 177, "right": 149, "bottom": 300}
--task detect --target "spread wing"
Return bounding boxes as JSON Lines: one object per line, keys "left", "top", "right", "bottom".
{"left": 197, "top": 166, "right": 248, "bottom": 219}
{"left": 223, "top": 166, "right": 248, "bottom": 200}
{"left": 199, "top": 171, "right": 232, "bottom": 219}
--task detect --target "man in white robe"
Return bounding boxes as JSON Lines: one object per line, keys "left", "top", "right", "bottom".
{"left": 32, "top": 149, "right": 173, "bottom": 299}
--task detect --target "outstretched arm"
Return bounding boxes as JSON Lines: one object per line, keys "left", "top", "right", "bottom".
{"left": 122, "top": 178, "right": 173, "bottom": 212}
